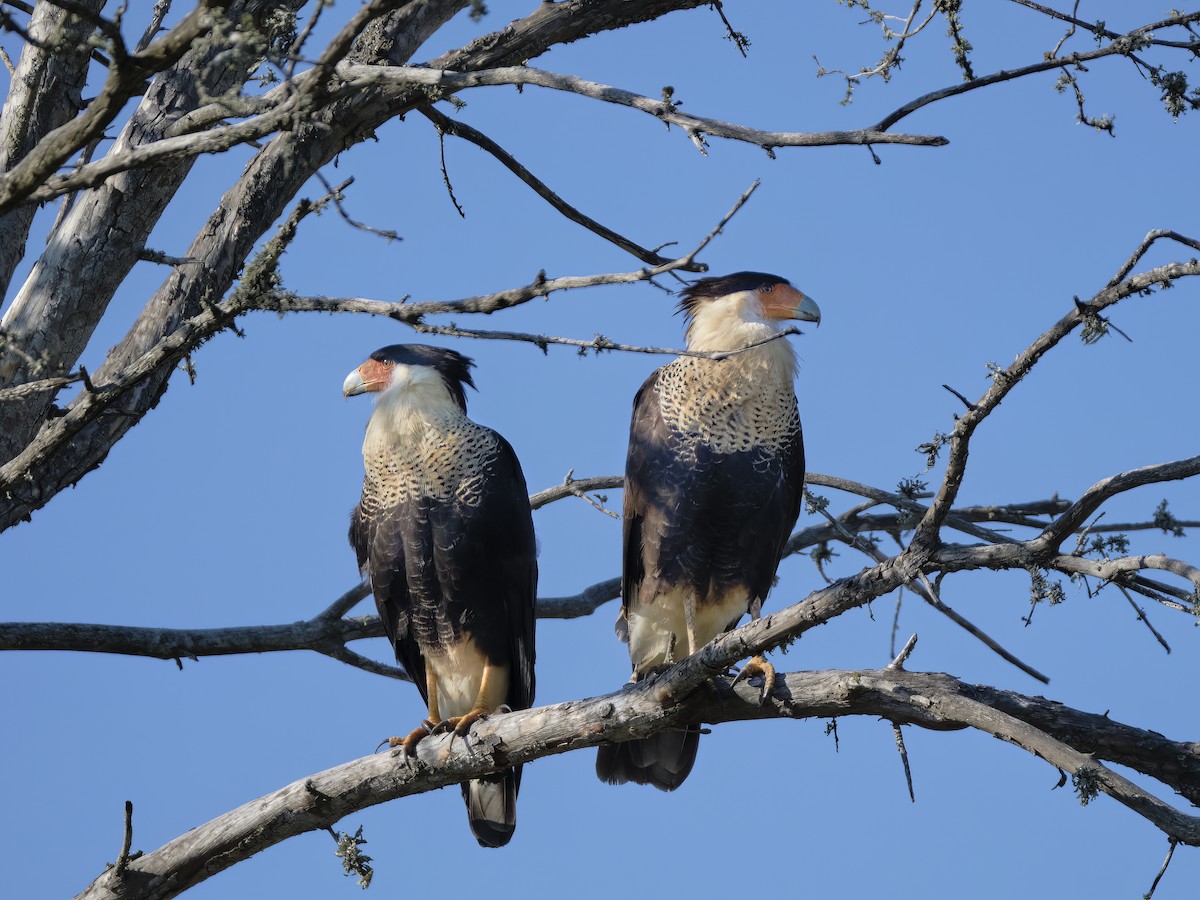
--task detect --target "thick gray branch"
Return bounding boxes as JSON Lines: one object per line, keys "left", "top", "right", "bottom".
{"left": 0, "top": 0, "right": 722, "bottom": 534}
{"left": 0, "top": 0, "right": 220, "bottom": 214}
{"left": 74, "top": 668, "right": 1200, "bottom": 899}
{"left": 0, "top": 0, "right": 307, "bottom": 464}
{"left": 0, "top": 0, "right": 103, "bottom": 296}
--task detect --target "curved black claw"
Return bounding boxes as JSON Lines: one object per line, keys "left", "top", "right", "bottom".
{"left": 388, "top": 721, "right": 435, "bottom": 760}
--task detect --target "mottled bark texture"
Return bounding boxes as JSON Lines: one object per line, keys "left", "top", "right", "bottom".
{"left": 0, "top": 6, "right": 1198, "bottom": 897}
{"left": 0, "top": 0, "right": 104, "bottom": 297}
{"left": 73, "top": 667, "right": 1200, "bottom": 900}
{"left": 0, "top": 0, "right": 722, "bottom": 529}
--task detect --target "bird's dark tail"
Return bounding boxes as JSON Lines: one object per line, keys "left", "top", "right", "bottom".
{"left": 595, "top": 725, "right": 700, "bottom": 791}
{"left": 462, "top": 765, "right": 521, "bottom": 848}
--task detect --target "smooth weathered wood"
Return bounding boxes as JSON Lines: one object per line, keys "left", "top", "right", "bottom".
{"left": 73, "top": 667, "right": 1200, "bottom": 899}
{"left": 0, "top": 1, "right": 305, "bottom": 463}
{"left": 0, "top": 0, "right": 104, "bottom": 298}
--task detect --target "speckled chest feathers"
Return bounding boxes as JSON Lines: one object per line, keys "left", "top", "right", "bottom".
{"left": 360, "top": 402, "right": 500, "bottom": 512}
{"left": 655, "top": 344, "right": 799, "bottom": 457}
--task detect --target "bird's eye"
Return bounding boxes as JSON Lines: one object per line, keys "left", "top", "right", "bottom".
{"left": 761, "top": 285, "right": 773, "bottom": 294}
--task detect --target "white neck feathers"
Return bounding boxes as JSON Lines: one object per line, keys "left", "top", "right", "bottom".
{"left": 684, "top": 290, "right": 797, "bottom": 377}
{"left": 364, "top": 365, "right": 465, "bottom": 448}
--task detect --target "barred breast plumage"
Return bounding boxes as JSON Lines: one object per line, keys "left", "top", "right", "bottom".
{"left": 654, "top": 352, "right": 800, "bottom": 457}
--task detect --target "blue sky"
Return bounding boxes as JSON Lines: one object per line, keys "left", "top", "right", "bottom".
{"left": 3, "top": 3, "right": 1199, "bottom": 897}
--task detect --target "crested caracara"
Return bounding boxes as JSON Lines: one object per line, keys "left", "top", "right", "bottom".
{"left": 345, "top": 344, "right": 536, "bottom": 847}
{"left": 596, "top": 272, "right": 820, "bottom": 790}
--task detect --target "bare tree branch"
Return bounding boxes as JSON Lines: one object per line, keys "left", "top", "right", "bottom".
{"left": 5, "top": 468, "right": 1196, "bottom": 667}
{"left": 0, "top": 0, "right": 222, "bottom": 214}
{"left": 1037, "top": 456, "right": 1200, "bottom": 551}
{"left": 418, "top": 105, "right": 700, "bottom": 271}
{"left": 0, "top": 0, "right": 103, "bottom": 295}
{"left": 912, "top": 253, "right": 1200, "bottom": 552}
{"left": 334, "top": 62, "right": 951, "bottom": 151}
{"left": 874, "top": 13, "right": 1200, "bottom": 131}
{"left": 73, "top": 667, "right": 1200, "bottom": 900}
{"left": 409, "top": 322, "right": 806, "bottom": 360}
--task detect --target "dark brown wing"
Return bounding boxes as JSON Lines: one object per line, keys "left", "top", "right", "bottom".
{"left": 350, "top": 433, "right": 535, "bottom": 710}
{"left": 350, "top": 500, "right": 427, "bottom": 702}
{"left": 621, "top": 369, "right": 664, "bottom": 624}
{"left": 623, "top": 369, "right": 805, "bottom": 609}
{"left": 456, "top": 433, "right": 536, "bottom": 710}
{"left": 758, "top": 408, "right": 805, "bottom": 594}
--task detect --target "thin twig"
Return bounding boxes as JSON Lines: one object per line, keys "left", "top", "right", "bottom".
{"left": 890, "top": 589, "right": 904, "bottom": 659}
{"left": 1116, "top": 585, "right": 1171, "bottom": 654}
{"left": 114, "top": 800, "right": 133, "bottom": 877}
{"left": 874, "top": 14, "right": 1200, "bottom": 131}
{"left": 942, "top": 383, "right": 975, "bottom": 410}
{"left": 916, "top": 572, "right": 1050, "bottom": 684}
{"left": 811, "top": 498, "right": 1050, "bottom": 683}
{"left": 316, "top": 581, "right": 372, "bottom": 622}
{"left": 269, "top": 182, "right": 763, "bottom": 323}
{"left": 888, "top": 633, "right": 918, "bottom": 669}
{"left": 431, "top": 119, "right": 465, "bottom": 218}
{"left": 134, "top": 0, "right": 172, "bottom": 54}
{"left": 1010, "top": 1, "right": 1200, "bottom": 50}
{"left": 284, "top": 0, "right": 327, "bottom": 79}
{"left": 419, "top": 106, "right": 691, "bottom": 268}
{"left": 529, "top": 474, "right": 623, "bottom": 510}
{"left": 558, "top": 468, "right": 619, "bottom": 519}
{"left": 313, "top": 173, "right": 400, "bottom": 242}
{"left": 409, "top": 321, "right": 805, "bottom": 359}
{"left": 912, "top": 253, "right": 1200, "bottom": 553}
{"left": 710, "top": 0, "right": 749, "bottom": 57}
{"left": 892, "top": 722, "right": 916, "bottom": 802}
{"left": 1107, "top": 230, "right": 1200, "bottom": 288}
{"left": 1048, "top": 0, "right": 1080, "bottom": 57}
{"left": 318, "top": 645, "right": 407, "bottom": 681}
{"left": 332, "top": 64, "right": 949, "bottom": 150}
{"left": 1144, "top": 838, "right": 1178, "bottom": 900}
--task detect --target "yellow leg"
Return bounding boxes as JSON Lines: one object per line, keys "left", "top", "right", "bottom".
{"left": 731, "top": 599, "right": 776, "bottom": 703}
{"left": 446, "top": 662, "right": 510, "bottom": 736}
{"left": 425, "top": 667, "right": 441, "bottom": 725}
{"left": 386, "top": 668, "right": 442, "bottom": 754}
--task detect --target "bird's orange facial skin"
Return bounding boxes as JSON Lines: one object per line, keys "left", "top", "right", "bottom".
{"left": 356, "top": 358, "right": 394, "bottom": 392}
{"left": 759, "top": 283, "right": 810, "bottom": 320}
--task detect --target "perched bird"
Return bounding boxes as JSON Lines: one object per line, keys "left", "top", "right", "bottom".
{"left": 344, "top": 344, "right": 536, "bottom": 847}
{"left": 596, "top": 272, "right": 820, "bottom": 791}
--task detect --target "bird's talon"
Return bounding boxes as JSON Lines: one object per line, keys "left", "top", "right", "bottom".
{"left": 734, "top": 656, "right": 776, "bottom": 705}
{"left": 450, "top": 707, "right": 489, "bottom": 738}
{"left": 388, "top": 723, "right": 432, "bottom": 759}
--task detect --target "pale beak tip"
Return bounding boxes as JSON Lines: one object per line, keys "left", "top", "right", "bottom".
{"left": 795, "top": 294, "right": 822, "bottom": 326}
{"left": 343, "top": 370, "right": 366, "bottom": 397}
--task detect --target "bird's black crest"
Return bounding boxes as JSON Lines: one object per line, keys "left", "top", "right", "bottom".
{"left": 676, "top": 271, "right": 791, "bottom": 322}
{"left": 370, "top": 344, "right": 476, "bottom": 411}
